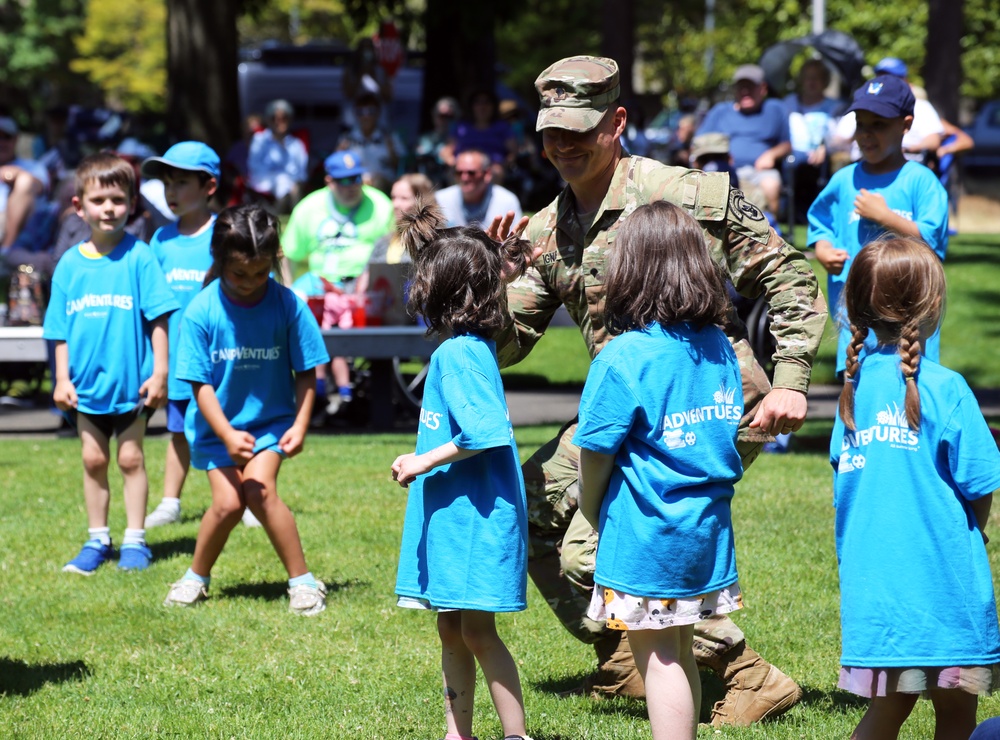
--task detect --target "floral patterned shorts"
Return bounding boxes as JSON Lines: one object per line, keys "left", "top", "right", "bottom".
{"left": 839, "top": 664, "right": 1000, "bottom": 698}
{"left": 587, "top": 581, "right": 743, "bottom": 631}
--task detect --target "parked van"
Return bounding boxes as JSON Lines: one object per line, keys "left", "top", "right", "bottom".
{"left": 237, "top": 43, "right": 425, "bottom": 168}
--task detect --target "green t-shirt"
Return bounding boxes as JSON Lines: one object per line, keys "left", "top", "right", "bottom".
{"left": 282, "top": 185, "right": 394, "bottom": 284}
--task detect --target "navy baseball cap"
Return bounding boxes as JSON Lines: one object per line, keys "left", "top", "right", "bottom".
{"left": 324, "top": 150, "right": 366, "bottom": 179}
{"left": 141, "top": 141, "right": 220, "bottom": 180}
{"left": 874, "top": 57, "right": 908, "bottom": 78}
{"left": 847, "top": 75, "right": 915, "bottom": 118}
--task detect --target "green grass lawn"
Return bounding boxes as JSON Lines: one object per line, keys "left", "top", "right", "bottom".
{"left": 3, "top": 430, "right": 1000, "bottom": 738}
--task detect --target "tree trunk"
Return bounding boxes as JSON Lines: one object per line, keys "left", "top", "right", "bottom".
{"left": 602, "top": 0, "right": 634, "bottom": 103}
{"left": 166, "top": 0, "right": 241, "bottom": 153}
{"left": 924, "top": 0, "right": 963, "bottom": 122}
{"left": 422, "top": 0, "right": 497, "bottom": 128}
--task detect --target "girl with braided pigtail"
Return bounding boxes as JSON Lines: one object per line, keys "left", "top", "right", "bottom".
{"left": 391, "top": 201, "right": 534, "bottom": 740}
{"left": 832, "top": 237, "right": 1000, "bottom": 740}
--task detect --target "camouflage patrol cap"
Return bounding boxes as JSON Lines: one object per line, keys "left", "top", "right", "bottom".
{"left": 690, "top": 133, "right": 731, "bottom": 162}
{"left": 534, "top": 56, "right": 620, "bottom": 133}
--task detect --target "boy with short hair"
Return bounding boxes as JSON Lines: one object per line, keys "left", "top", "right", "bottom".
{"left": 140, "top": 142, "right": 219, "bottom": 528}
{"left": 807, "top": 74, "right": 948, "bottom": 376}
{"left": 43, "top": 152, "right": 179, "bottom": 574}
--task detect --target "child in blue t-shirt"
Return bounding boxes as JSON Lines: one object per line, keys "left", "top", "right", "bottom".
{"left": 163, "top": 205, "right": 331, "bottom": 616}
{"left": 572, "top": 201, "right": 745, "bottom": 740}
{"left": 140, "top": 141, "right": 219, "bottom": 529}
{"left": 832, "top": 237, "right": 1000, "bottom": 739}
{"left": 807, "top": 74, "right": 948, "bottom": 376}
{"left": 390, "top": 203, "right": 533, "bottom": 740}
{"left": 43, "top": 153, "right": 179, "bottom": 574}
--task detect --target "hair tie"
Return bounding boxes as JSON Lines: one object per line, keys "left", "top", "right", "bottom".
{"left": 905, "top": 375, "right": 916, "bottom": 383}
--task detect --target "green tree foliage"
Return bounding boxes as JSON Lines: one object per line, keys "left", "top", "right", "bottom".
{"left": 0, "top": 0, "right": 88, "bottom": 117}
{"left": 71, "top": 0, "right": 167, "bottom": 113}
{"left": 635, "top": 0, "right": 998, "bottom": 103}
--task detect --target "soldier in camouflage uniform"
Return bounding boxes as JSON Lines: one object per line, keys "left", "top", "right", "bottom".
{"left": 493, "top": 56, "right": 828, "bottom": 727}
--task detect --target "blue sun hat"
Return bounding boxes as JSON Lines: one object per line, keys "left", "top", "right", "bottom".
{"left": 141, "top": 141, "right": 221, "bottom": 180}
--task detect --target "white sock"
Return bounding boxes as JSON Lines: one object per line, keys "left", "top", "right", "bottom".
{"left": 88, "top": 527, "right": 111, "bottom": 546}
{"left": 123, "top": 528, "right": 146, "bottom": 546}
{"left": 156, "top": 498, "right": 181, "bottom": 514}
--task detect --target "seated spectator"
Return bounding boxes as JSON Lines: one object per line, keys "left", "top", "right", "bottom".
{"left": 832, "top": 58, "right": 945, "bottom": 167}
{"left": 0, "top": 115, "right": 50, "bottom": 252}
{"left": 697, "top": 64, "right": 791, "bottom": 214}
{"left": 784, "top": 59, "right": 843, "bottom": 217}
{"left": 689, "top": 133, "right": 739, "bottom": 189}
{"left": 449, "top": 89, "right": 517, "bottom": 184}
{"left": 338, "top": 93, "right": 405, "bottom": 193}
{"left": 247, "top": 99, "right": 309, "bottom": 213}
{"left": 435, "top": 149, "right": 522, "bottom": 228}
{"left": 367, "top": 173, "right": 435, "bottom": 266}
{"left": 282, "top": 151, "right": 395, "bottom": 420}
{"left": 666, "top": 113, "right": 697, "bottom": 167}
{"left": 415, "top": 97, "right": 459, "bottom": 188}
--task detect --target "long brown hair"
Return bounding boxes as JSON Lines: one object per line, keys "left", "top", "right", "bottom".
{"left": 603, "top": 201, "right": 730, "bottom": 335}
{"left": 838, "top": 237, "right": 945, "bottom": 431}
{"left": 400, "top": 201, "right": 531, "bottom": 335}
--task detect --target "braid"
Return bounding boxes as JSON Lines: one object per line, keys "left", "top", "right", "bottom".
{"left": 899, "top": 319, "right": 923, "bottom": 431}
{"left": 838, "top": 324, "right": 867, "bottom": 431}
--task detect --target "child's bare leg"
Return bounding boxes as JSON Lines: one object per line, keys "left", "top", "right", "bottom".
{"left": 629, "top": 625, "right": 698, "bottom": 740}
{"left": 929, "top": 688, "right": 977, "bottom": 740}
{"left": 852, "top": 693, "right": 918, "bottom": 740}
{"left": 439, "top": 611, "right": 476, "bottom": 738}
{"left": 242, "top": 452, "right": 307, "bottom": 578}
{"left": 331, "top": 357, "right": 350, "bottom": 388}
{"left": 190, "top": 467, "right": 247, "bottom": 576}
{"left": 116, "top": 416, "right": 149, "bottom": 531}
{"left": 163, "top": 432, "right": 190, "bottom": 501}
{"left": 77, "top": 416, "right": 113, "bottom": 528}
{"left": 460, "top": 610, "right": 527, "bottom": 738}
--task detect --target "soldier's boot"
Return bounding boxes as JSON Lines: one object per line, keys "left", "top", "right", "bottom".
{"left": 703, "top": 642, "right": 801, "bottom": 726}
{"left": 585, "top": 629, "right": 646, "bottom": 700}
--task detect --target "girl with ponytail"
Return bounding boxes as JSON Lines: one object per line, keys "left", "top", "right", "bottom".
{"left": 391, "top": 202, "right": 534, "bottom": 740}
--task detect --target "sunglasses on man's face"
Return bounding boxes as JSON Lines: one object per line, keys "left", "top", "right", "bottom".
{"left": 334, "top": 175, "right": 363, "bottom": 186}
{"left": 455, "top": 169, "right": 484, "bottom": 178}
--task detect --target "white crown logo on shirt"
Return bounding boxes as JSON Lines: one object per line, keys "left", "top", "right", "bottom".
{"left": 713, "top": 384, "right": 736, "bottom": 405}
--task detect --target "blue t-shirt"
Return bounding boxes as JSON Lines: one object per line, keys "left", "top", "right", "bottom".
{"left": 572, "top": 322, "right": 744, "bottom": 598}
{"left": 42, "top": 234, "right": 179, "bottom": 415}
{"left": 394, "top": 333, "right": 528, "bottom": 612}
{"left": 176, "top": 279, "right": 330, "bottom": 471}
{"left": 807, "top": 160, "right": 949, "bottom": 372}
{"left": 150, "top": 218, "right": 215, "bottom": 401}
{"left": 697, "top": 99, "right": 791, "bottom": 170}
{"left": 830, "top": 348, "right": 1000, "bottom": 668}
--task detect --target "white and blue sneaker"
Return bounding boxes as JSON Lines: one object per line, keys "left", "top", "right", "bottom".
{"left": 63, "top": 540, "right": 114, "bottom": 575}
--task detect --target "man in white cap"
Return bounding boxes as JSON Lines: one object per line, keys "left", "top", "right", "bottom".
{"left": 697, "top": 64, "right": 791, "bottom": 215}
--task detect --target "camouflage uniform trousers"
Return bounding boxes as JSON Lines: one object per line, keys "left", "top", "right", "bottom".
{"left": 523, "top": 419, "right": 764, "bottom": 672}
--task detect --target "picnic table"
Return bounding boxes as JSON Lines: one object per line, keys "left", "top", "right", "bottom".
{"left": 0, "top": 325, "right": 438, "bottom": 429}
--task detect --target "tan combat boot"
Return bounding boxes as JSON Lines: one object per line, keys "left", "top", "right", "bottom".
{"left": 707, "top": 642, "right": 801, "bottom": 726}
{"left": 585, "top": 630, "right": 647, "bottom": 699}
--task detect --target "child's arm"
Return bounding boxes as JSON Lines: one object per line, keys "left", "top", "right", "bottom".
{"left": 51, "top": 341, "right": 78, "bottom": 411}
{"left": 971, "top": 491, "right": 994, "bottom": 545}
{"left": 191, "top": 381, "right": 255, "bottom": 465}
{"left": 278, "top": 368, "right": 316, "bottom": 458}
{"left": 391, "top": 442, "right": 480, "bottom": 488}
{"left": 813, "top": 239, "right": 850, "bottom": 276}
{"left": 139, "top": 316, "right": 170, "bottom": 408}
{"left": 853, "top": 189, "right": 922, "bottom": 239}
{"left": 578, "top": 448, "right": 615, "bottom": 530}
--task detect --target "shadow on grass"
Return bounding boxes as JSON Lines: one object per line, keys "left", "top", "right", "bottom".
{"left": 0, "top": 657, "right": 90, "bottom": 697}
{"left": 219, "top": 578, "right": 367, "bottom": 602}
{"left": 148, "top": 537, "right": 197, "bottom": 561}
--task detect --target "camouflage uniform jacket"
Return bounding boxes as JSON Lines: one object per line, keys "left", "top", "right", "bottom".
{"left": 495, "top": 155, "right": 828, "bottom": 442}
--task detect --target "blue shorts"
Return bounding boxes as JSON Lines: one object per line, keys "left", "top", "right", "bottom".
{"left": 166, "top": 399, "right": 189, "bottom": 434}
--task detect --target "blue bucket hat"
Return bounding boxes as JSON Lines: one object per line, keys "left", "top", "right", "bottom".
{"left": 324, "top": 150, "right": 366, "bottom": 179}
{"left": 141, "top": 141, "right": 221, "bottom": 180}
{"left": 847, "top": 75, "right": 915, "bottom": 119}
